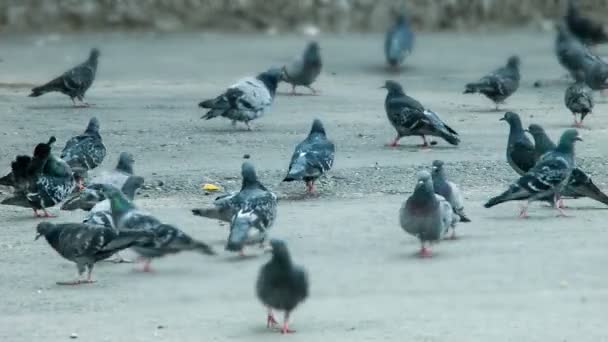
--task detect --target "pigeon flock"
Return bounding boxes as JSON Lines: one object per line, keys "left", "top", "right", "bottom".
{"left": 2, "top": 3, "right": 608, "bottom": 335}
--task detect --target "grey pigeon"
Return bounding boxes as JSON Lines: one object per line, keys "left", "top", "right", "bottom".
{"left": 35, "top": 222, "right": 152, "bottom": 285}
{"left": 565, "top": 0, "right": 608, "bottom": 46}
{"left": 192, "top": 162, "right": 277, "bottom": 255}
{"left": 199, "top": 68, "right": 282, "bottom": 130}
{"left": 484, "top": 129, "right": 582, "bottom": 217}
{"left": 464, "top": 55, "right": 520, "bottom": 110}
{"left": 283, "top": 119, "right": 335, "bottom": 193}
{"left": 431, "top": 160, "right": 471, "bottom": 230}
{"left": 281, "top": 41, "right": 322, "bottom": 95}
{"left": 82, "top": 176, "right": 145, "bottom": 227}
{"left": 554, "top": 22, "right": 607, "bottom": 86}
{"left": 384, "top": 14, "right": 414, "bottom": 68}
{"left": 500, "top": 112, "right": 536, "bottom": 176}
{"left": 527, "top": 124, "right": 608, "bottom": 207}
{"left": 60, "top": 117, "right": 106, "bottom": 188}
{"left": 382, "top": 80, "right": 460, "bottom": 147}
{"left": 61, "top": 152, "right": 140, "bottom": 211}
{"left": 1, "top": 137, "right": 75, "bottom": 217}
{"left": 400, "top": 171, "right": 457, "bottom": 257}
{"left": 565, "top": 80, "right": 593, "bottom": 127}
{"left": 256, "top": 239, "right": 308, "bottom": 334}
{"left": 101, "top": 185, "right": 215, "bottom": 271}
{"left": 29, "top": 48, "right": 99, "bottom": 107}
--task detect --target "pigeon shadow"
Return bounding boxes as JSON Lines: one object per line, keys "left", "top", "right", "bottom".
{"left": 384, "top": 144, "right": 459, "bottom": 152}
{"left": 222, "top": 253, "right": 262, "bottom": 263}
{"left": 466, "top": 107, "right": 505, "bottom": 114}
{"left": 25, "top": 104, "right": 84, "bottom": 110}
{"left": 276, "top": 91, "right": 319, "bottom": 97}
{"left": 362, "top": 63, "right": 417, "bottom": 75}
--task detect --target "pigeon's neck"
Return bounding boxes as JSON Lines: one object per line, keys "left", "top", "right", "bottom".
{"left": 271, "top": 251, "right": 293, "bottom": 268}
{"left": 432, "top": 172, "right": 447, "bottom": 187}
{"left": 28, "top": 154, "right": 50, "bottom": 176}
{"left": 533, "top": 134, "right": 557, "bottom": 155}
{"left": 507, "top": 120, "right": 525, "bottom": 141}
{"left": 556, "top": 142, "right": 576, "bottom": 155}
{"left": 116, "top": 160, "right": 133, "bottom": 175}
{"left": 43, "top": 230, "right": 62, "bottom": 251}
{"left": 109, "top": 194, "right": 135, "bottom": 219}
{"left": 411, "top": 185, "right": 437, "bottom": 208}
{"left": 257, "top": 74, "right": 279, "bottom": 97}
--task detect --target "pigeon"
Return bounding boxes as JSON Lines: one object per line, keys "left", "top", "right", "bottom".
{"left": 60, "top": 117, "right": 106, "bottom": 188}
{"left": 431, "top": 160, "right": 471, "bottom": 229}
{"left": 464, "top": 55, "right": 520, "bottom": 110}
{"left": 82, "top": 176, "right": 145, "bottom": 227}
{"left": 256, "top": 239, "right": 308, "bottom": 334}
{"left": 192, "top": 162, "right": 277, "bottom": 255}
{"left": 61, "top": 152, "right": 140, "bottom": 211}
{"left": 400, "top": 171, "right": 457, "bottom": 257}
{"left": 484, "top": 129, "right": 582, "bottom": 217}
{"left": 565, "top": 0, "right": 608, "bottom": 46}
{"left": 527, "top": 124, "right": 608, "bottom": 207}
{"left": 29, "top": 48, "right": 99, "bottom": 107}
{"left": 384, "top": 14, "right": 414, "bottom": 68}
{"left": 382, "top": 80, "right": 460, "bottom": 147}
{"left": 1, "top": 137, "right": 75, "bottom": 217}
{"left": 283, "top": 119, "right": 335, "bottom": 193}
{"left": 35, "top": 222, "right": 152, "bottom": 285}
{"left": 281, "top": 41, "right": 322, "bottom": 95}
{"left": 199, "top": 68, "right": 282, "bottom": 130}
{"left": 565, "top": 80, "right": 593, "bottom": 127}
{"left": 101, "top": 184, "right": 215, "bottom": 271}
{"left": 500, "top": 112, "right": 536, "bottom": 176}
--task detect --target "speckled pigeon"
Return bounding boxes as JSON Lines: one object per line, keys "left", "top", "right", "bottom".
{"left": 400, "top": 171, "right": 457, "bottom": 257}
{"left": 60, "top": 117, "right": 106, "bottom": 188}
{"left": 555, "top": 22, "right": 605, "bottom": 85}
{"left": 1, "top": 137, "right": 75, "bottom": 217}
{"left": 283, "top": 119, "right": 335, "bottom": 193}
{"left": 382, "top": 80, "right": 460, "bottom": 147}
{"left": 101, "top": 185, "right": 215, "bottom": 271}
{"left": 281, "top": 41, "right": 322, "bottom": 95}
{"left": 256, "top": 239, "right": 308, "bottom": 334}
{"left": 485, "top": 129, "right": 582, "bottom": 217}
{"left": 384, "top": 14, "right": 414, "bottom": 68}
{"left": 199, "top": 68, "right": 282, "bottom": 130}
{"left": 565, "top": 0, "right": 608, "bottom": 46}
{"left": 29, "top": 48, "right": 99, "bottom": 107}
{"left": 192, "top": 162, "right": 277, "bottom": 255}
{"left": 565, "top": 80, "right": 593, "bottom": 127}
{"left": 464, "top": 55, "right": 520, "bottom": 110}
{"left": 431, "top": 160, "right": 471, "bottom": 230}
{"left": 35, "top": 222, "right": 152, "bottom": 285}
{"left": 500, "top": 112, "right": 536, "bottom": 176}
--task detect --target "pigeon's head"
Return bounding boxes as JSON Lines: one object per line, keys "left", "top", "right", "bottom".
{"left": 431, "top": 160, "right": 445, "bottom": 175}
{"left": 381, "top": 80, "right": 404, "bottom": 94}
{"left": 117, "top": 152, "right": 135, "bottom": 173}
{"left": 500, "top": 111, "right": 521, "bottom": 126}
{"left": 558, "top": 129, "right": 583, "bottom": 148}
{"left": 269, "top": 238, "right": 291, "bottom": 262}
{"left": 85, "top": 117, "right": 100, "bottom": 133}
{"left": 310, "top": 118, "right": 326, "bottom": 136}
{"left": 90, "top": 48, "right": 100, "bottom": 60}
{"left": 507, "top": 55, "right": 520, "bottom": 69}
{"left": 241, "top": 162, "right": 259, "bottom": 188}
{"left": 415, "top": 170, "right": 433, "bottom": 191}
{"left": 258, "top": 67, "right": 282, "bottom": 93}
{"left": 526, "top": 124, "right": 546, "bottom": 137}
{"left": 35, "top": 222, "right": 57, "bottom": 240}
{"left": 33, "top": 136, "right": 56, "bottom": 159}
{"left": 395, "top": 14, "right": 407, "bottom": 24}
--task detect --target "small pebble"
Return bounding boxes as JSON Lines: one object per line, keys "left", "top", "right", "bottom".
{"left": 243, "top": 154, "right": 250, "bottom": 159}
{"left": 70, "top": 333, "right": 78, "bottom": 339}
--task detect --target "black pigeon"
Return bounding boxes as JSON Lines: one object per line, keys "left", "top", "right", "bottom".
{"left": 60, "top": 117, "right": 106, "bottom": 188}
{"left": 192, "top": 162, "right": 277, "bottom": 255}
{"left": 431, "top": 160, "right": 471, "bottom": 227}
{"left": 527, "top": 124, "right": 608, "bottom": 207}
{"left": 29, "top": 48, "right": 99, "bottom": 107}
{"left": 384, "top": 14, "right": 414, "bottom": 68}
{"left": 281, "top": 41, "right": 322, "bottom": 95}
{"left": 1, "top": 137, "right": 75, "bottom": 217}
{"left": 199, "top": 68, "right": 282, "bottom": 130}
{"left": 256, "top": 239, "right": 308, "bottom": 334}
{"left": 382, "top": 80, "right": 460, "bottom": 147}
{"left": 485, "top": 129, "right": 582, "bottom": 217}
{"left": 102, "top": 185, "right": 215, "bottom": 271}
{"left": 565, "top": 80, "right": 593, "bottom": 127}
{"left": 464, "top": 55, "right": 520, "bottom": 110}
{"left": 565, "top": 0, "right": 608, "bottom": 46}
{"left": 500, "top": 112, "right": 536, "bottom": 176}
{"left": 283, "top": 119, "right": 335, "bottom": 193}
{"left": 35, "top": 222, "right": 152, "bottom": 285}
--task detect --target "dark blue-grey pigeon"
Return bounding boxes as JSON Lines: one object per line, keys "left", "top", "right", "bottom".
{"left": 500, "top": 112, "right": 536, "bottom": 176}
{"left": 82, "top": 176, "right": 145, "bottom": 228}
{"left": 60, "top": 117, "right": 106, "bottom": 188}
{"left": 400, "top": 171, "right": 457, "bottom": 257}
{"left": 199, "top": 68, "right": 282, "bottom": 130}
{"left": 101, "top": 185, "right": 215, "bottom": 271}
{"left": 565, "top": 80, "right": 594, "bottom": 127}
{"left": 1, "top": 137, "right": 75, "bottom": 217}
{"left": 384, "top": 14, "right": 414, "bottom": 68}
{"left": 565, "top": 0, "right": 608, "bottom": 46}
{"left": 29, "top": 48, "right": 99, "bottom": 107}
{"left": 256, "top": 239, "right": 308, "bottom": 334}
{"left": 283, "top": 119, "right": 335, "bottom": 193}
{"left": 485, "top": 129, "right": 582, "bottom": 217}
{"left": 35, "top": 221, "right": 152, "bottom": 285}
{"left": 464, "top": 55, "right": 520, "bottom": 110}
{"left": 281, "top": 41, "right": 322, "bottom": 95}
{"left": 192, "top": 162, "right": 277, "bottom": 255}
{"left": 382, "top": 80, "right": 460, "bottom": 147}
{"left": 431, "top": 160, "right": 471, "bottom": 230}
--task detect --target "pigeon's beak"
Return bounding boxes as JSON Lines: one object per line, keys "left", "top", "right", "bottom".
{"left": 34, "top": 233, "right": 42, "bottom": 241}
{"left": 575, "top": 136, "right": 583, "bottom": 141}
{"left": 499, "top": 117, "right": 505, "bottom": 121}
{"left": 524, "top": 129, "right": 530, "bottom": 133}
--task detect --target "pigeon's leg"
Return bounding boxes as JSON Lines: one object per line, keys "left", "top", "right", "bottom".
{"left": 32, "top": 209, "right": 42, "bottom": 217}
{"left": 419, "top": 242, "right": 432, "bottom": 257}
{"left": 57, "top": 264, "right": 91, "bottom": 285}
{"left": 306, "top": 85, "right": 318, "bottom": 95}
{"left": 76, "top": 96, "right": 90, "bottom": 107}
{"left": 42, "top": 209, "right": 56, "bottom": 218}
{"left": 418, "top": 136, "right": 430, "bottom": 148}
{"left": 231, "top": 120, "right": 237, "bottom": 127}
{"left": 105, "top": 252, "right": 133, "bottom": 263}
{"left": 448, "top": 228, "right": 457, "bottom": 240}
{"left": 554, "top": 194, "right": 568, "bottom": 217}
{"left": 239, "top": 249, "right": 246, "bottom": 257}
{"left": 290, "top": 85, "right": 297, "bottom": 95}
{"left": 494, "top": 103, "right": 500, "bottom": 111}
{"left": 140, "top": 258, "right": 152, "bottom": 272}
{"left": 386, "top": 136, "right": 400, "bottom": 147}
{"left": 281, "top": 311, "right": 296, "bottom": 334}
{"left": 518, "top": 203, "right": 529, "bottom": 218}
{"left": 71, "top": 97, "right": 77, "bottom": 107}
{"left": 305, "top": 180, "right": 316, "bottom": 193}
{"left": 245, "top": 122, "right": 252, "bottom": 131}
{"left": 266, "top": 307, "right": 279, "bottom": 328}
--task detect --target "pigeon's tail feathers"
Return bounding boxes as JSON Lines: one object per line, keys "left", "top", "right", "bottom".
{"left": 226, "top": 210, "right": 256, "bottom": 252}
{"left": 29, "top": 77, "right": 62, "bottom": 97}
{"left": 103, "top": 230, "right": 155, "bottom": 252}
{"left": 575, "top": 182, "right": 608, "bottom": 206}
{"left": 0, "top": 196, "right": 31, "bottom": 207}
{"left": 458, "top": 210, "right": 472, "bottom": 222}
{"left": 192, "top": 240, "right": 216, "bottom": 255}
{"left": 439, "top": 130, "right": 460, "bottom": 146}
{"left": 11, "top": 156, "right": 32, "bottom": 179}
{"left": 0, "top": 172, "right": 13, "bottom": 186}
{"left": 484, "top": 185, "right": 526, "bottom": 208}
{"left": 199, "top": 98, "right": 217, "bottom": 108}
{"left": 283, "top": 154, "right": 307, "bottom": 181}
{"left": 192, "top": 207, "right": 222, "bottom": 220}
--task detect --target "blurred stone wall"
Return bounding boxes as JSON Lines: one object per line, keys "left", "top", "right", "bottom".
{"left": 0, "top": 0, "right": 604, "bottom": 32}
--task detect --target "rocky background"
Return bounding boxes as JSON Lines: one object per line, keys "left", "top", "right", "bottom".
{"left": 0, "top": 0, "right": 604, "bottom": 32}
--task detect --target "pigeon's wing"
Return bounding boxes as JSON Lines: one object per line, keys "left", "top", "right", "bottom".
{"left": 447, "top": 181, "right": 464, "bottom": 211}
{"left": 237, "top": 190, "right": 277, "bottom": 231}
{"left": 286, "top": 137, "right": 335, "bottom": 179}
{"left": 284, "top": 55, "right": 305, "bottom": 81}
{"left": 27, "top": 173, "right": 75, "bottom": 209}
{"left": 61, "top": 63, "right": 95, "bottom": 96}
{"left": 519, "top": 158, "right": 572, "bottom": 193}
{"left": 510, "top": 140, "right": 537, "bottom": 173}
{"left": 118, "top": 210, "right": 161, "bottom": 231}
{"left": 61, "top": 135, "right": 106, "bottom": 171}
{"left": 232, "top": 78, "right": 273, "bottom": 113}
{"left": 422, "top": 109, "right": 459, "bottom": 136}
